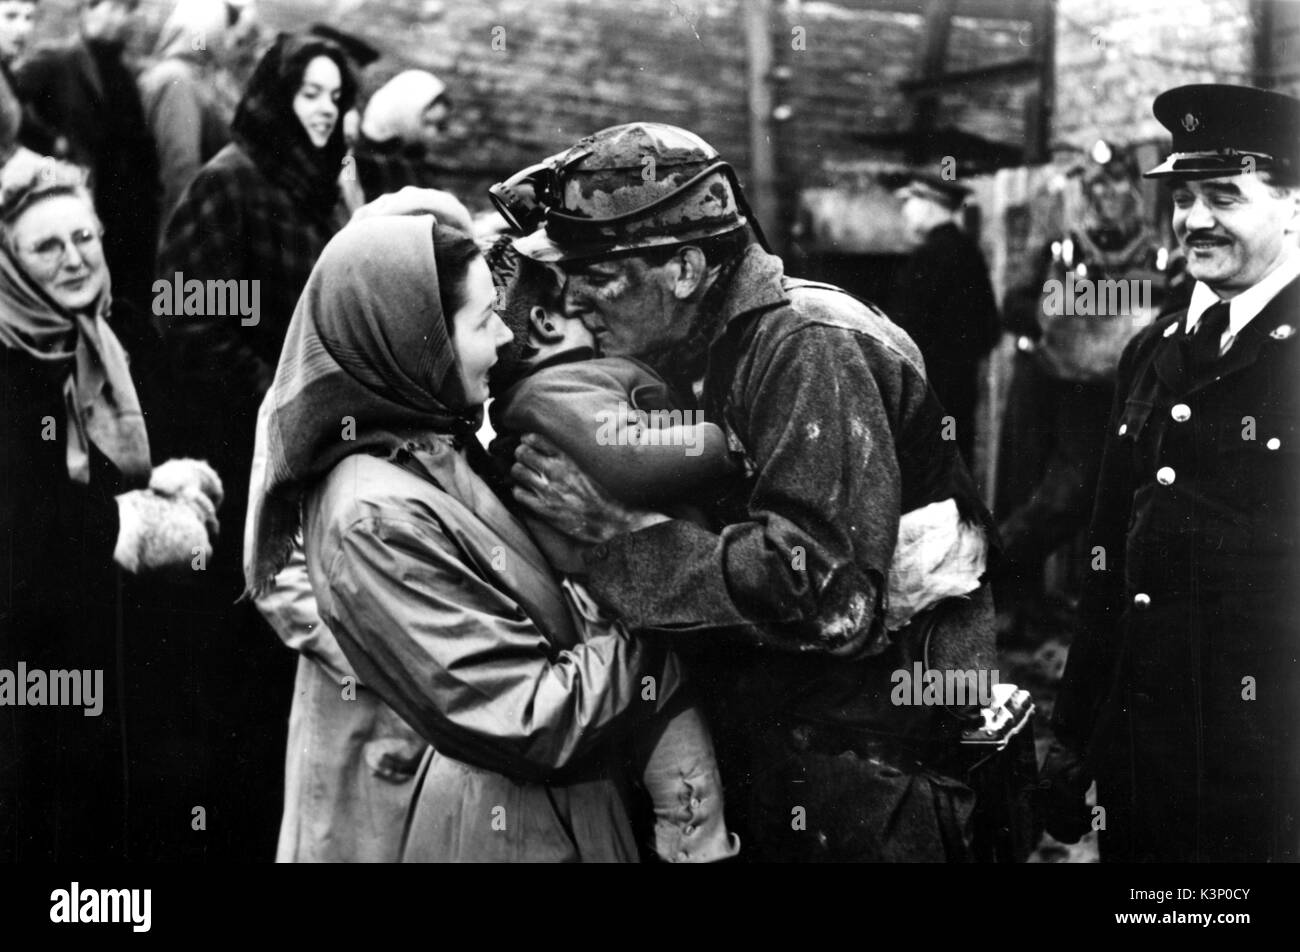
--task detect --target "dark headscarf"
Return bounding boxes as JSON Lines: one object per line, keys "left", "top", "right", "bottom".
{"left": 232, "top": 32, "right": 356, "bottom": 208}
{"left": 245, "top": 215, "right": 482, "bottom": 595}
{"left": 0, "top": 153, "right": 151, "bottom": 486}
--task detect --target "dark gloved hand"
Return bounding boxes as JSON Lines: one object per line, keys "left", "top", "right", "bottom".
{"left": 1036, "top": 739, "right": 1092, "bottom": 844}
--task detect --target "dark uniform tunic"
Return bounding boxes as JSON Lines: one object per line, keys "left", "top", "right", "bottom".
{"left": 889, "top": 221, "right": 1001, "bottom": 466}
{"left": 1055, "top": 272, "right": 1300, "bottom": 862}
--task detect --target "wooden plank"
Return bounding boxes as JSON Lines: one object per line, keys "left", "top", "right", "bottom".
{"left": 745, "top": 0, "right": 780, "bottom": 252}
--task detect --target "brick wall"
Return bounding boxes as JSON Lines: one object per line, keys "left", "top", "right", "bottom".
{"left": 29, "top": 0, "right": 1275, "bottom": 218}
{"left": 1053, "top": 0, "right": 1255, "bottom": 150}
{"left": 32, "top": 0, "right": 1029, "bottom": 217}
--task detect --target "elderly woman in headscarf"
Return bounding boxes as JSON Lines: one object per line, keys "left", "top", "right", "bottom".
{"left": 247, "top": 216, "right": 683, "bottom": 862}
{"left": 138, "top": 0, "right": 252, "bottom": 224}
{"left": 0, "top": 151, "right": 222, "bottom": 862}
{"left": 153, "top": 30, "right": 358, "bottom": 858}
{"left": 350, "top": 69, "right": 449, "bottom": 203}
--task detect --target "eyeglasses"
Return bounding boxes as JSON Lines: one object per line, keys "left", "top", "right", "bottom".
{"left": 18, "top": 227, "right": 103, "bottom": 269}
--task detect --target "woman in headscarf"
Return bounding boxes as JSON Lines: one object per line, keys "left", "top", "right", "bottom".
{"left": 350, "top": 69, "right": 449, "bottom": 203}
{"left": 0, "top": 151, "right": 222, "bottom": 862}
{"left": 138, "top": 0, "right": 248, "bottom": 224}
{"left": 154, "top": 30, "right": 356, "bottom": 859}
{"left": 247, "top": 216, "right": 682, "bottom": 862}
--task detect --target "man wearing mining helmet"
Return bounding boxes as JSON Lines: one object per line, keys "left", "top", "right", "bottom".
{"left": 1042, "top": 84, "right": 1300, "bottom": 862}
{"left": 495, "top": 122, "right": 1037, "bottom": 862}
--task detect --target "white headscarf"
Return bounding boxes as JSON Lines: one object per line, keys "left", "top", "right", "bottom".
{"left": 153, "top": 0, "right": 240, "bottom": 63}
{"left": 360, "top": 70, "right": 447, "bottom": 144}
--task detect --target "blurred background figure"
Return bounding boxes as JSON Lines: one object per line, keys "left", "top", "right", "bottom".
{"left": 993, "top": 142, "right": 1183, "bottom": 644}
{"left": 352, "top": 68, "right": 449, "bottom": 202}
{"left": 0, "top": 151, "right": 220, "bottom": 861}
{"left": 889, "top": 173, "right": 1001, "bottom": 468}
{"left": 13, "top": 0, "right": 159, "bottom": 315}
{"left": 139, "top": 0, "right": 251, "bottom": 226}
{"left": 154, "top": 30, "right": 356, "bottom": 860}
{"left": 0, "top": 0, "right": 34, "bottom": 81}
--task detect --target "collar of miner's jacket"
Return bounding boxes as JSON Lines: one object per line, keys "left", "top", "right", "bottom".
{"left": 708, "top": 243, "right": 791, "bottom": 346}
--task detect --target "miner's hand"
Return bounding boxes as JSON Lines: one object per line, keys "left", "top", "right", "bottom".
{"left": 511, "top": 433, "right": 668, "bottom": 545}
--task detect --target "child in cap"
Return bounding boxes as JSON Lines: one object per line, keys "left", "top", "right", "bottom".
{"left": 485, "top": 238, "right": 740, "bottom": 863}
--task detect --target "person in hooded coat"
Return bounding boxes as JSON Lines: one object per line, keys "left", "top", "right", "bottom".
{"left": 152, "top": 32, "right": 356, "bottom": 859}
{"left": 351, "top": 69, "right": 449, "bottom": 203}
{"left": 0, "top": 152, "right": 221, "bottom": 861}
{"left": 138, "top": 0, "right": 240, "bottom": 226}
{"left": 246, "top": 216, "right": 685, "bottom": 862}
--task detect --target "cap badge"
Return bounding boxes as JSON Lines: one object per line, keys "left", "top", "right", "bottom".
{"left": 1270, "top": 324, "right": 1294, "bottom": 340}
{"left": 1182, "top": 112, "right": 1201, "bottom": 132}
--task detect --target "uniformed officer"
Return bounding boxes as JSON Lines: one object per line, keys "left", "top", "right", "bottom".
{"left": 890, "top": 174, "right": 1001, "bottom": 467}
{"left": 1041, "top": 84, "right": 1300, "bottom": 862}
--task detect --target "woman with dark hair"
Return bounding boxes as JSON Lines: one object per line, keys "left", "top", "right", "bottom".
{"left": 153, "top": 31, "right": 357, "bottom": 859}
{"left": 247, "top": 217, "right": 683, "bottom": 862}
{"left": 0, "top": 151, "right": 222, "bottom": 861}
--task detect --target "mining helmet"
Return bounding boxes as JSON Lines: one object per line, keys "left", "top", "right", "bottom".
{"left": 490, "top": 122, "right": 766, "bottom": 263}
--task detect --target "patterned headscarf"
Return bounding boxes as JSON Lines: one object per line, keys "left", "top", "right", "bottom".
{"left": 244, "top": 215, "right": 482, "bottom": 595}
{"left": 0, "top": 152, "right": 151, "bottom": 486}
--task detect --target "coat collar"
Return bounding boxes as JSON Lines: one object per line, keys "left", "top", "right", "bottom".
{"left": 710, "top": 244, "right": 791, "bottom": 345}
{"left": 401, "top": 441, "right": 564, "bottom": 590}
{"left": 1153, "top": 275, "right": 1299, "bottom": 395}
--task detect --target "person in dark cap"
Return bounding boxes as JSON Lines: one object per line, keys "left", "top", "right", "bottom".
{"left": 889, "top": 172, "right": 1001, "bottom": 467}
{"left": 1041, "top": 84, "right": 1300, "bottom": 862}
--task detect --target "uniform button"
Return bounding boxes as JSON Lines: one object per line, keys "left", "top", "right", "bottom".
{"left": 1267, "top": 437, "right": 1281, "bottom": 451}
{"left": 1156, "top": 466, "right": 1175, "bottom": 485}
{"left": 1118, "top": 423, "right": 1128, "bottom": 436}
{"left": 1170, "top": 403, "right": 1191, "bottom": 422}
{"left": 1133, "top": 593, "right": 1151, "bottom": 610}
{"left": 690, "top": 797, "right": 701, "bottom": 810}
{"left": 684, "top": 824, "right": 697, "bottom": 836}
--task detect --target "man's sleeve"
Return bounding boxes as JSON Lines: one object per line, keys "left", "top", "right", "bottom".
{"left": 584, "top": 323, "right": 901, "bottom": 658}
{"left": 12, "top": 52, "right": 64, "bottom": 155}
{"left": 147, "top": 75, "right": 206, "bottom": 222}
{"left": 318, "top": 514, "right": 683, "bottom": 783}
{"left": 1052, "top": 334, "right": 1143, "bottom": 750}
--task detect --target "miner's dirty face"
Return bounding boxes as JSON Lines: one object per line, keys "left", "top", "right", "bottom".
{"left": 559, "top": 252, "right": 686, "bottom": 358}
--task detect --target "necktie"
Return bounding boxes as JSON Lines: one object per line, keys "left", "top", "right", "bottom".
{"left": 1189, "top": 300, "right": 1230, "bottom": 369}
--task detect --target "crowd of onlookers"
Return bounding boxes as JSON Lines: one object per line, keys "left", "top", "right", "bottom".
{"left": 0, "top": 0, "right": 461, "bottom": 861}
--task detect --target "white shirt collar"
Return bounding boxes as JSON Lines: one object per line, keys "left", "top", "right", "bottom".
{"left": 1186, "top": 249, "right": 1300, "bottom": 339}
